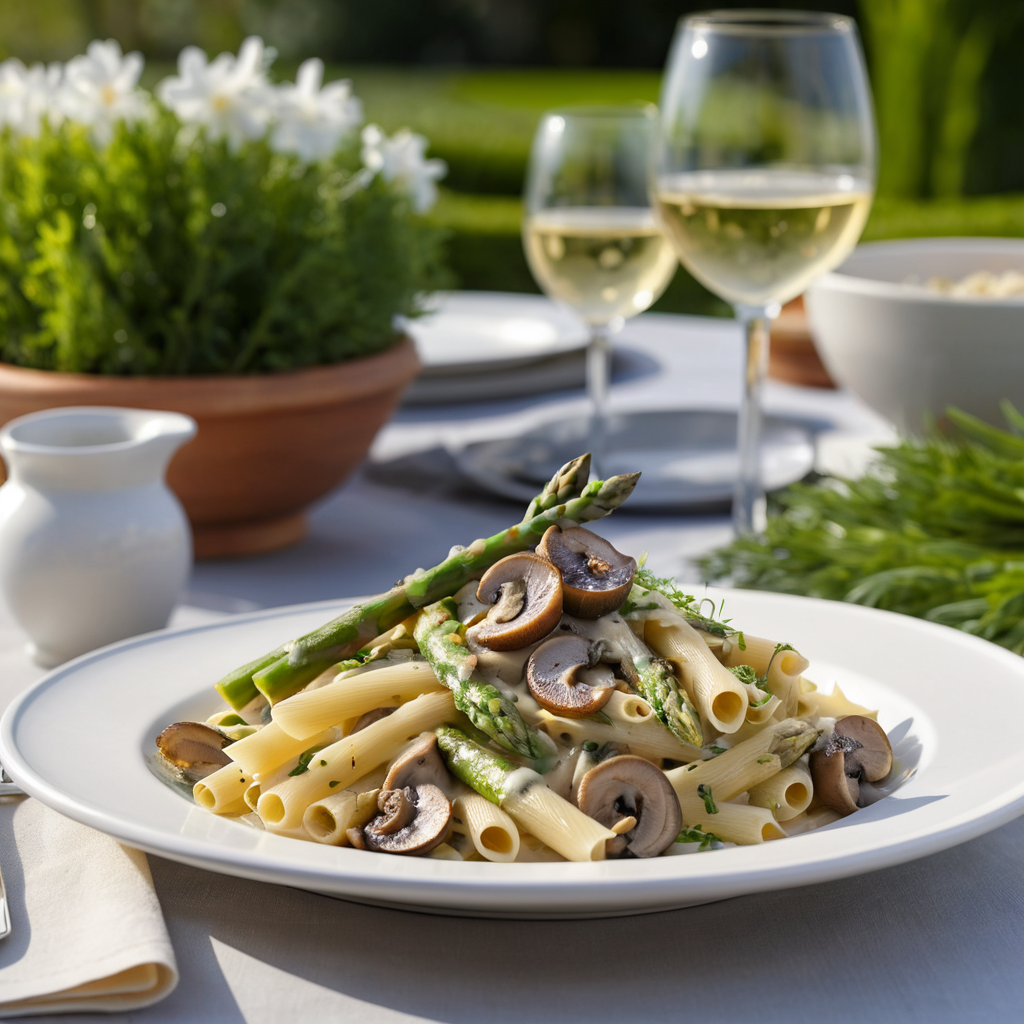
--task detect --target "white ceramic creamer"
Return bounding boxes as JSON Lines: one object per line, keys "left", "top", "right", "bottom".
{"left": 0, "top": 406, "right": 197, "bottom": 666}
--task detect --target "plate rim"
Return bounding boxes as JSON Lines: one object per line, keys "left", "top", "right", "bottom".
{"left": 4, "top": 589, "right": 1024, "bottom": 917}
{"left": 407, "top": 290, "right": 589, "bottom": 373}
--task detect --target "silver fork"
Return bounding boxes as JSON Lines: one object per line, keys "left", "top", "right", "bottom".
{"left": 0, "top": 761, "right": 23, "bottom": 940}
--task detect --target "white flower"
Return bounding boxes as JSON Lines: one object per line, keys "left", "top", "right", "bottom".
{"left": 360, "top": 124, "right": 446, "bottom": 214}
{"left": 157, "top": 36, "right": 273, "bottom": 150}
{"left": 60, "top": 39, "right": 148, "bottom": 144}
{"left": 0, "top": 59, "right": 64, "bottom": 137}
{"left": 269, "top": 58, "right": 362, "bottom": 162}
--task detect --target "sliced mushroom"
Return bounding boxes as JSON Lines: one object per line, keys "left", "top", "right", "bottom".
{"left": 155, "top": 722, "right": 233, "bottom": 783}
{"left": 570, "top": 741, "right": 631, "bottom": 805}
{"left": 527, "top": 634, "right": 615, "bottom": 717}
{"left": 472, "top": 552, "right": 563, "bottom": 651}
{"left": 809, "top": 715, "right": 893, "bottom": 816}
{"left": 577, "top": 755, "right": 681, "bottom": 858}
{"left": 359, "top": 784, "right": 452, "bottom": 855}
{"left": 383, "top": 732, "right": 453, "bottom": 795}
{"left": 537, "top": 526, "right": 637, "bottom": 618}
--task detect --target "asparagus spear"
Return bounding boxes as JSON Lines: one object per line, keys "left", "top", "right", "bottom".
{"left": 414, "top": 599, "right": 544, "bottom": 760}
{"left": 435, "top": 724, "right": 532, "bottom": 803}
{"left": 566, "top": 614, "right": 704, "bottom": 748}
{"left": 521, "top": 453, "right": 591, "bottom": 521}
{"left": 216, "top": 469, "right": 640, "bottom": 709}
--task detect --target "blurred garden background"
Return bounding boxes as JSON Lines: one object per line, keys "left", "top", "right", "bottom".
{"left": 6, "top": 0, "right": 1023, "bottom": 316}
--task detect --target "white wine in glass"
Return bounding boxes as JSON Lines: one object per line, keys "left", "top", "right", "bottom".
{"left": 524, "top": 206, "right": 678, "bottom": 324}
{"left": 523, "top": 107, "right": 676, "bottom": 479}
{"left": 657, "top": 12, "right": 876, "bottom": 533}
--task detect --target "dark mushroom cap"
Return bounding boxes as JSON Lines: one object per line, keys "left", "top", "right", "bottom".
{"left": 361, "top": 784, "right": 452, "bottom": 855}
{"left": 577, "top": 755, "right": 682, "bottom": 858}
{"left": 156, "top": 722, "right": 233, "bottom": 782}
{"left": 473, "top": 552, "right": 563, "bottom": 651}
{"left": 537, "top": 526, "right": 636, "bottom": 619}
{"left": 384, "top": 732, "right": 453, "bottom": 795}
{"left": 527, "top": 634, "right": 614, "bottom": 718}
{"left": 809, "top": 715, "right": 893, "bottom": 816}
{"left": 836, "top": 715, "right": 893, "bottom": 782}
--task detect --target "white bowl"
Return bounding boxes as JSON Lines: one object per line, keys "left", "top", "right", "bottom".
{"left": 805, "top": 238, "right": 1024, "bottom": 434}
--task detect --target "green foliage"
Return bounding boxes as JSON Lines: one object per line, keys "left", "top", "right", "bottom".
{"left": 627, "top": 563, "right": 744, "bottom": 644}
{"left": 698, "top": 404, "right": 1024, "bottom": 655}
{"left": 858, "top": 0, "right": 1022, "bottom": 199}
{"left": 0, "top": 114, "right": 448, "bottom": 374}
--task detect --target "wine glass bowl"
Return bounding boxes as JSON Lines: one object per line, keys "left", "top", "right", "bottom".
{"left": 657, "top": 10, "right": 876, "bottom": 531}
{"left": 523, "top": 106, "right": 676, "bottom": 477}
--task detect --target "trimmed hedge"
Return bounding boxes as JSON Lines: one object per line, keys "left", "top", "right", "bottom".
{"left": 428, "top": 189, "right": 1024, "bottom": 316}
{"left": 355, "top": 67, "right": 1024, "bottom": 315}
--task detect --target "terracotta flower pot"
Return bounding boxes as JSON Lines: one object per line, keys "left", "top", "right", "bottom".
{"left": 0, "top": 338, "right": 421, "bottom": 558}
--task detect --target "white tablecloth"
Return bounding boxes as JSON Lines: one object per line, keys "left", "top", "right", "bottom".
{"left": 4, "top": 312, "right": 1019, "bottom": 1023}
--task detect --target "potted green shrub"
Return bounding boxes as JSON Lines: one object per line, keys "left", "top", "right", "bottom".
{"left": 0, "top": 37, "right": 447, "bottom": 556}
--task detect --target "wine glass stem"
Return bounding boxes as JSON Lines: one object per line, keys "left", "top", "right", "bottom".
{"left": 733, "top": 305, "right": 774, "bottom": 536}
{"left": 586, "top": 325, "right": 612, "bottom": 480}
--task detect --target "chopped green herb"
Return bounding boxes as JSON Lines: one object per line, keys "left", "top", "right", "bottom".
{"left": 319, "top": 759, "right": 327, "bottom": 767}
{"left": 627, "top": 564, "right": 745, "bottom": 645}
{"left": 697, "top": 783, "right": 718, "bottom": 815}
{"left": 707, "top": 745, "right": 728, "bottom": 756}
{"left": 728, "top": 664, "right": 758, "bottom": 685}
{"left": 675, "top": 825, "right": 723, "bottom": 850}
{"left": 288, "top": 745, "right": 326, "bottom": 777}
{"left": 757, "top": 755, "right": 773, "bottom": 764}
{"left": 582, "top": 740, "right": 599, "bottom": 752}
{"left": 328, "top": 780, "right": 341, "bottom": 788}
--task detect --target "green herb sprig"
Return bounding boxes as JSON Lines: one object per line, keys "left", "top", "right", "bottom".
{"left": 699, "top": 404, "right": 1024, "bottom": 654}
{"left": 627, "top": 560, "right": 745, "bottom": 647}
{"left": 675, "top": 826, "right": 723, "bottom": 850}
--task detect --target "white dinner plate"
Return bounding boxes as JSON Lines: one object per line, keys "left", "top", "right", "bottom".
{"left": 404, "top": 291, "right": 588, "bottom": 375}
{"left": 3, "top": 590, "right": 1024, "bottom": 919}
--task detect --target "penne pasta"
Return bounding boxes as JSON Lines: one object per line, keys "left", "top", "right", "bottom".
{"left": 676, "top": 796, "right": 787, "bottom": 845}
{"left": 501, "top": 777, "right": 614, "bottom": 862}
{"left": 257, "top": 690, "right": 456, "bottom": 832}
{"left": 748, "top": 763, "right": 813, "bottom": 821}
{"left": 645, "top": 613, "right": 748, "bottom": 734}
{"left": 272, "top": 659, "right": 444, "bottom": 740}
{"left": 453, "top": 793, "right": 520, "bottom": 863}
{"left": 225, "top": 721, "right": 334, "bottom": 778}
{"left": 193, "top": 763, "right": 252, "bottom": 815}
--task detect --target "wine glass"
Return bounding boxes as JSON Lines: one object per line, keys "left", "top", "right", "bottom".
{"left": 523, "top": 106, "right": 678, "bottom": 479}
{"left": 657, "top": 10, "right": 876, "bottom": 533}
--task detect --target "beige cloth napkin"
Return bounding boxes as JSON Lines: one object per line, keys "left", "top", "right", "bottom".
{"left": 0, "top": 797, "right": 178, "bottom": 1017}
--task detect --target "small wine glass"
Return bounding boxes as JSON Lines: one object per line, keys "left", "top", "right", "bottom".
{"left": 523, "top": 105, "right": 678, "bottom": 479}
{"left": 657, "top": 10, "right": 876, "bottom": 533}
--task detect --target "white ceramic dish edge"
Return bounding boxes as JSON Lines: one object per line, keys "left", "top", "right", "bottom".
{"left": 4, "top": 591, "right": 1024, "bottom": 919}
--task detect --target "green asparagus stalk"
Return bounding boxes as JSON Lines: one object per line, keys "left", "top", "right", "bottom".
{"left": 216, "top": 469, "right": 641, "bottom": 709}
{"left": 414, "top": 599, "right": 545, "bottom": 760}
{"left": 628, "top": 650, "right": 704, "bottom": 749}
{"left": 570, "top": 615, "right": 704, "bottom": 748}
{"left": 435, "top": 725, "right": 529, "bottom": 804}
{"left": 521, "top": 453, "right": 591, "bottom": 521}
{"left": 770, "top": 718, "right": 822, "bottom": 769}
